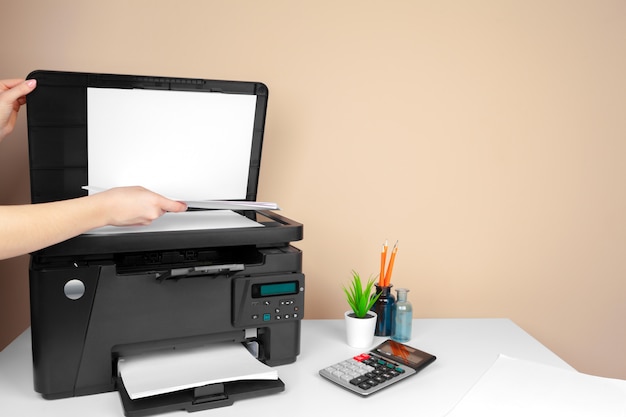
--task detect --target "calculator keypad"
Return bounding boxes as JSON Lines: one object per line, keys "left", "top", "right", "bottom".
{"left": 319, "top": 352, "right": 416, "bottom": 396}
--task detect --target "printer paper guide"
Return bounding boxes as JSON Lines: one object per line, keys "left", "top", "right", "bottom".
{"left": 117, "top": 342, "right": 278, "bottom": 400}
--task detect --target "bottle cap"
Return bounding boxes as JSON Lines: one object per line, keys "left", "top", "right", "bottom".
{"left": 395, "top": 288, "right": 409, "bottom": 300}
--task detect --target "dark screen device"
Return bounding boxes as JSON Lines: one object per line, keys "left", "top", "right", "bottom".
{"left": 319, "top": 339, "right": 436, "bottom": 396}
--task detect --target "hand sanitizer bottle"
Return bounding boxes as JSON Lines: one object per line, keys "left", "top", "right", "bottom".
{"left": 392, "top": 288, "right": 412, "bottom": 342}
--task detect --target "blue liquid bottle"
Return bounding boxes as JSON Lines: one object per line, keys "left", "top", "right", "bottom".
{"left": 372, "top": 285, "right": 395, "bottom": 336}
{"left": 392, "top": 288, "right": 412, "bottom": 342}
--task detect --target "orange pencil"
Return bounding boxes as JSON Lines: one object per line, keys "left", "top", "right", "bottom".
{"left": 379, "top": 240, "right": 388, "bottom": 287}
{"left": 383, "top": 241, "right": 398, "bottom": 286}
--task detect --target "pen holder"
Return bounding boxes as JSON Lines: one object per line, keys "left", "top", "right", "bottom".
{"left": 371, "top": 285, "right": 395, "bottom": 336}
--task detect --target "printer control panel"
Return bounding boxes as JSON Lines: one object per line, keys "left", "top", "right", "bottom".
{"left": 232, "top": 273, "right": 305, "bottom": 327}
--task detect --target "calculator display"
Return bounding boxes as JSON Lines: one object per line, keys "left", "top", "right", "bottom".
{"left": 374, "top": 340, "right": 435, "bottom": 369}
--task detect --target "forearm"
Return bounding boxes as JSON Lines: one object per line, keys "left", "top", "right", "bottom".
{"left": 0, "top": 197, "right": 107, "bottom": 260}
{"left": 0, "top": 187, "right": 186, "bottom": 260}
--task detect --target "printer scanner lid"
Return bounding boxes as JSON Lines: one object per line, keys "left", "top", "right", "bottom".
{"left": 26, "top": 70, "right": 301, "bottom": 256}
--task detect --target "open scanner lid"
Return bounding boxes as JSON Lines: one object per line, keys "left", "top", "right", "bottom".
{"left": 26, "top": 70, "right": 301, "bottom": 257}
{"left": 27, "top": 70, "right": 268, "bottom": 203}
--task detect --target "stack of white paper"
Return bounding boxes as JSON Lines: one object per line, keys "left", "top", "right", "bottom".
{"left": 445, "top": 355, "right": 626, "bottom": 417}
{"left": 118, "top": 342, "right": 279, "bottom": 400}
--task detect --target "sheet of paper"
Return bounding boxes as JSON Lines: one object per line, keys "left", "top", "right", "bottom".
{"left": 185, "top": 200, "right": 279, "bottom": 210}
{"left": 87, "top": 87, "right": 257, "bottom": 200}
{"left": 84, "top": 210, "right": 263, "bottom": 235}
{"left": 82, "top": 186, "right": 279, "bottom": 211}
{"left": 445, "top": 355, "right": 626, "bottom": 417}
{"left": 118, "top": 342, "right": 278, "bottom": 399}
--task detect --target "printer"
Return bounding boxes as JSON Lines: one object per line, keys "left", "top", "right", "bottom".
{"left": 26, "top": 70, "right": 304, "bottom": 415}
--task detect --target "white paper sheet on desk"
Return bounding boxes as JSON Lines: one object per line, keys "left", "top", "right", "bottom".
{"left": 84, "top": 210, "right": 263, "bottom": 235}
{"left": 118, "top": 342, "right": 278, "bottom": 400}
{"left": 445, "top": 354, "right": 626, "bottom": 417}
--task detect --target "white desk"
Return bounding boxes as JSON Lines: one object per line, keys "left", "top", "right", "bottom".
{"left": 0, "top": 319, "right": 573, "bottom": 416}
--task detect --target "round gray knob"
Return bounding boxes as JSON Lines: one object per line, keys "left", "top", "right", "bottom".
{"left": 64, "top": 279, "right": 85, "bottom": 300}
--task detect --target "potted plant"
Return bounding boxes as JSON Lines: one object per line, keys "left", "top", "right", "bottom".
{"left": 343, "top": 270, "right": 381, "bottom": 348}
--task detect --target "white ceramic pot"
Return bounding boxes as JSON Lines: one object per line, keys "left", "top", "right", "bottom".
{"left": 344, "top": 310, "right": 377, "bottom": 348}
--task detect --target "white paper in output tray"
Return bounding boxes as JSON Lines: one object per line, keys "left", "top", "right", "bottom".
{"left": 118, "top": 343, "right": 279, "bottom": 400}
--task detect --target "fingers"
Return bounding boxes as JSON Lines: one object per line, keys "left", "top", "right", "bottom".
{"left": 0, "top": 79, "right": 27, "bottom": 90}
{"left": 90, "top": 186, "right": 187, "bottom": 227}
{"left": 160, "top": 199, "right": 188, "bottom": 213}
{"left": 0, "top": 79, "right": 37, "bottom": 104}
{"left": 133, "top": 197, "right": 186, "bottom": 226}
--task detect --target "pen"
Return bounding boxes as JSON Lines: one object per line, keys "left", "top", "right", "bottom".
{"left": 380, "top": 240, "right": 388, "bottom": 287}
{"left": 383, "top": 241, "right": 398, "bottom": 287}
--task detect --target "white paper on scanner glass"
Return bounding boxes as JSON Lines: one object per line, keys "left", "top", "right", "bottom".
{"left": 82, "top": 186, "right": 279, "bottom": 212}
{"left": 445, "top": 354, "right": 626, "bottom": 417}
{"left": 84, "top": 210, "right": 263, "bottom": 235}
{"left": 118, "top": 343, "right": 278, "bottom": 400}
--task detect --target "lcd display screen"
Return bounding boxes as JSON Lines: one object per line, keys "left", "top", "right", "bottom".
{"left": 252, "top": 281, "right": 299, "bottom": 298}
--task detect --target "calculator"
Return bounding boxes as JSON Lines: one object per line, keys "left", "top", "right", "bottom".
{"left": 319, "top": 339, "right": 436, "bottom": 396}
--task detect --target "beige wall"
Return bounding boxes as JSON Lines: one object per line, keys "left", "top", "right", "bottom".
{"left": 1, "top": 0, "right": 624, "bottom": 380}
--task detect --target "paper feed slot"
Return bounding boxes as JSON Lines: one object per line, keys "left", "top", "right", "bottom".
{"left": 156, "top": 264, "right": 245, "bottom": 282}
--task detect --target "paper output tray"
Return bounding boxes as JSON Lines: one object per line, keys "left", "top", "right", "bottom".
{"left": 117, "top": 378, "right": 285, "bottom": 417}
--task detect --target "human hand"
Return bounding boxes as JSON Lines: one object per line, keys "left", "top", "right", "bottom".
{"left": 0, "top": 78, "right": 37, "bottom": 142}
{"left": 92, "top": 186, "right": 187, "bottom": 227}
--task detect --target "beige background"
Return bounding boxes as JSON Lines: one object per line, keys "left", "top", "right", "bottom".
{"left": 1, "top": 0, "right": 624, "bottom": 380}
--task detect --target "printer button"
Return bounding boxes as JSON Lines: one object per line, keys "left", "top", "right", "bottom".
{"left": 263, "top": 314, "right": 271, "bottom": 321}
{"left": 252, "top": 314, "right": 259, "bottom": 320}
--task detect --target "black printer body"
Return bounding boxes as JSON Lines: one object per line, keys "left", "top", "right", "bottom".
{"left": 26, "top": 70, "right": 304, "bottom": 414}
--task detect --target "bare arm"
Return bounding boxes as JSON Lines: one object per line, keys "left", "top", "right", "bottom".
{"left": 0, "top": 186, "right": 187, "bottom": 260}
{"left": 0, "top": 79, "right": 187, "bottom": 260}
